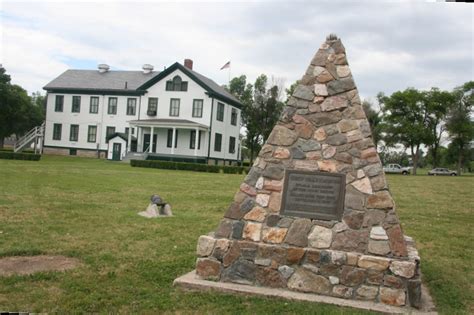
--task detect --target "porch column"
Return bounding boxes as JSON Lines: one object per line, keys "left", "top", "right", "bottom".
{"left": 171, "top": 127, "right": 176, "bottom": 155}
{"left": 150, "top": 126, "right": 154, "bottom": 152}
{"left": 194, "top": 128, "right": 199, "bottom": 156}
{"left": 127, "top": 126, "right": 132, "bottom": 153}
{"left": 137, "top": 127, "right": 142, "bottom": 153}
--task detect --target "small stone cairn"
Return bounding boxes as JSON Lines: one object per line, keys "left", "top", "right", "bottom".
{"left": 138, "top": 194, "right": 173, "bottom": 218}
{"left": 192, "top": 34, "right": 423, "bottom": 309}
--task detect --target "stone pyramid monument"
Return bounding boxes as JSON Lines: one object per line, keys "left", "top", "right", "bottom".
{"left": 191, "top": 35, "right": 422, "bottom": 309}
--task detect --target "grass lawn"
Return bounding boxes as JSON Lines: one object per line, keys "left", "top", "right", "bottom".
{"left": 0, "top": 156, "right": 472, "bottom": 314}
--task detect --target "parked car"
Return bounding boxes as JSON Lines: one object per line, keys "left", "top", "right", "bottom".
{"left": 428, "top": 168, "right": 457, "bottom": 176}
{"left": 383, "top": 164, "right": 411, "bottom": 175}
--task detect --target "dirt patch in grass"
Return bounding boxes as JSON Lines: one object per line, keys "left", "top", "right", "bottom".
{"left": 0, "top": 255, "right": 81, "bottom": 276}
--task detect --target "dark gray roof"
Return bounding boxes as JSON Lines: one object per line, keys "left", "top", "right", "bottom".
{"left": 129, "top": 118, "right": 209, "bottom": 128}
{"left": 187, "top": 68, "right": 240, "bottom": 104}
{"left": 44, "top": 70, "right": 161, "bottom": 91}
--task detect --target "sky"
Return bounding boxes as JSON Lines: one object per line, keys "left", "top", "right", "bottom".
{"left": 1, "top": 0, "right": 473, "bottom": 103}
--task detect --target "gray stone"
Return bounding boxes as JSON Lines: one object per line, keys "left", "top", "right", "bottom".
{"left": 240, "top": 198, "right": 255, "bottom": 214}
{"left": 332, "top": 229, "right": 369, "bottom": 253}
{"left": 297, "top": 139, "right": 321, "bottom": 152}
{"left": 320, "top": 250, "right": 332, "bottom": 264}
{"left": 344, "top": 186, "right": 365, "bottom": 210}
{"left": 363, "top": 210, "right": 386, "bottom": 227}
{"left": 307, "top": 111, "right": 342, "bottom": 127}
{"left": 340, "top": 266, "right": 366, "bottom": 286}
{"left": 266, "top": 214, "right": 280, "bottom": 227}
{"left": 408, "top": 279, "right": 422, "bottom": 308}
{"left": 196, "top": 235, "right": 216, "bottom": 257}
{"left": 311, "top": 51, "right": 329, "bottom": 66}
{"left": 150, "top": 194, "right": 164, "bottom": 205}
{"left": 231, "top": 221, "right": 245, "bottom": 239}
{"left": 302, "top": 263, "right": 320, "bottom": 274}
{"left": 221, "top": 259, "right": 256, "bottom": 285}
{"left": 331, "top": 251, "right": 347, "bottom": 265}
{"left": 278, "top": 265, "right": 295, "bottom": 279}
{"left": 290, "top": 147, "right": 306, "bottom": 159}
{"left": 278, "top": 217, "right": 294, "bottom": 228}
{"left": 267, "top": 125, "right": 298, "bottom": 146}
{"left": 327, "top": 77, "right": 356, "bottom": 95}
{"left": 255, "top": 258, "right": 272, "bottom": 266}
{"left": 215, "top": 219, "right": 233, "bottom": 238}
{"left": 390, "top": 260, "right": 416, "bottom": 278}
{"left": 293, "top": 85, "right": 314, "bottom": 101}
{"left": 284, "top": 218, "right": 312, "bottom": 247}
{"left": 263, "top": 164, "right": 285, "bottom": 180}
{"left": 356, "top": 285, "right": 378, "bottom": 300}
{"left": 326, "top": 134, "right": 347, "bottom": 146}
{"left": 380, "top": 287, "right": 406, "bottom": 306}
{"left": 332, "top": 285, "right": 354, "bottom": 299}
{"left": 287, "top": 268, "right": 331, "bottom": 294}
{"left": 368, "top": 240, "right": 391, "bottom": 255}
{"left": 244, "top": 167, "right": 262, "bottom": 187}
{"left": 363, "top": 164, "right": 383, "bottom": 178}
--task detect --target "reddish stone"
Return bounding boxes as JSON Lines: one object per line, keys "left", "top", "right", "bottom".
{"left": 268, "top": 192, "right": 282, "bottom": 213}
{"left": 366, "top": 191, "right": 394, "bottom": 209}
{"left": 361, "top": 147, "right": 377, "bottom": 159}
{"left": 267, "top": 125, "right": 298, "bottom": 146}
{"left": 215, "top": 219, "right": 233, "bottom": 238}
{"left": 340, "top": 265, "right": 367, "bottom": 286}
{"left": 317, "top": 160, "right": 337, "bottom": 172}
{"left": 343, "top": 209, "right": 365, "bottom": 229}
{"left": 313, "top": 127, "right": 327, "bottom": 141}
{"left": 295, "top": 123, "right": 314, "bottom": 139}
{"left": 223, "top": 242, "right": 240, "bottom": 267}
{"left": 366, "top": 269, "right": 384, "bottom": 285}
{"left": 387, "top": 225, "right": 408, "bottom": 257}
{"left": 305, "top": 249, "right": 321, "bottom": 264}
{"left": 262, "top": 227, "right": 287, "bottom": 244}
{"left": 240, "top": 183, "right": 257, "bottom": 196}
{"left": 384, "top": 274, "right": 405, "bottom": 289}
{"left": 256, "top": 266, "right": 286, "bottom": 288}
{"left": 319, "top": 263, "right": 340, "bottom": 277}
{"left": 273, "top": 147, "right": 290, "bottom": 159}
{"left": 292, "top": 114, "right": 309, "bottom": 124}
{"left": 332, "top": 229, "right": 369, "bottom": 253}
{"left": 287, "top": 247, "right": 305, "bottom": 264}
{"left": 196, "top": 258, "right": 221, "bottom": 280}
{"left": 306, "top": 151, "right": 322, "bottom": 160}
{"left": 263, "top": 180, "right": 282, "bottom": 192}
{"left": 380, "top": 287, "right": 406, "bottom": 306}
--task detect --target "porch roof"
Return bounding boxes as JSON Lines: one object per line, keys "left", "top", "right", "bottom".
{"left": 128, "top": 118, "right": 209, "bottom": 129}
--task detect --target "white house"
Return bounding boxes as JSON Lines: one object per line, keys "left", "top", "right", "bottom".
{"left": 42, "top": 60, "right": 242, "bottom": 165}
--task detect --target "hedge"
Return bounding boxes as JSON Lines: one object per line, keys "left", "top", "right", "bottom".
{"left": 131, "top": 159, "right": 249, "bottom": 174}
{"left": 0, "top": 151, "right": 41, "bottom": 161}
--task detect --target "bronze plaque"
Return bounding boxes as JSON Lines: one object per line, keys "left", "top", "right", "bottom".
{"left": 281, "top": 170, "right": 345, "bottom": 221}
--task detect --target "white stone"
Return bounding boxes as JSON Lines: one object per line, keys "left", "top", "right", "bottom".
{"left": 333, "top": 222, "right": 348, "bottom": 233}
{"left": 196, "top": 235, "right": 216, "bottom": 257}
{"left": 255, "top": 177, "right": 264, "bottom": 190}
{"left": 302, "top": 264, "right": 320, "bottom": 274}
{"left": 390, "top": 260, "right": 417, "bottom": 278}
{"left": 256, "top": 194, "right": 270, "bottom": 207}
{"left": 313, "top": 66, "right": 326, "bottom": 77}
{"left": 357, "top": 169, "right": 365, "bottom": 179}
{"left": 308, "top": 225, "right": 333, "bottom": 249}
{"left": 255, "top": 258, "right": 272, "bottom": 266}
{"left": 370, "top": 226, "right": 388, "bottom": 240}
{"left": 314, "top": 84, "right": 328, "bottom": 96}
{"left": 351, "top": 177, "right": 373, "bottom": 195}
{"left": 336, "top": 65, "right": 351, "bottom": 78}
{"left": 278, "top": 265, "right": 295, "bottom": 279}
{"left": 331, "top": 251, "right": 346, "bottom": 265}
{"left": 138, "top": 203, "right": 159, "bottom": 218}
{"left": 329, "top": 276, "right": 340, "bottom": 285}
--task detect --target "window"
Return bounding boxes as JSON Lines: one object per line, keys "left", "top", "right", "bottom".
{"left": 106, "top": 126, "right": 116, "bottom": 139}
{"left": 126, "top": 98, "right": 136, "bottom": 115}
{"left": 72, "top": 96, "right": 81, "bottom": 113}
{"left": 216, "top": 102, "right": 224, "bottom": 121}
{"left": 167, "top": 129, "right": 178, "bottom": 148}
{"left": 169, "top": 98, "right": 180, "bottom": 117}
{"left": 69, "top": 149, "right": 77, "bottom": 156}
{"left": 214, "top": 133, "right": 222, "bottom": 152}
{"left": 55, "top": 95, "right": 64, "bottom": 112}
{"left": 53, "top": 123, "right": 62, "bottom": 140}
{"left": 148, "top": 98, "right": 158, "bottom": 116}
{"left": 87, "top": 125, "right": 97, "bottom": 142}
{"left": 125, "top": 127, "right": 135, "bottom": 135}
{"left": 70, "top": 124, "right": 79, "bottom": 141}
{"left": 108, "top": 97, "right": 117, "bottom": 115}
{"left": 165, "top": 75, "right": 188, "bottom": 91}
{"left": 229, "top": 136, "right": 236, "bottom": 154}
{"left": 190, "top": 130, "right": 202, "bottom": 149}
{"left": 192, "top": 99, "right": 203, "bottom": 118}
{"left": 89, "top": 97, "right": 99, "bottom": 114}
{"left": 231, "top": 108, "right": 237, "bottom": 126}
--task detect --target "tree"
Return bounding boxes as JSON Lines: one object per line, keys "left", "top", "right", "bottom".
{"left": 362, "top": 99, "right": 383, "bottom": 150}
{"left": 445, "top": 81, "right": 474, "bottom": 175}
{"left": 228, "top": 74, "right": 284, "bottom": 163}
{"left": 285, "top": 81, "right": 298, "bottom": 104}
{"left": 378, "top": 88, "right": 431, "bottom": 175}
{"left": 424, "top": 88, "right": 454, "bottom": 168}
{"left": 0, "top": 67, "right": 43, "bottom": 148}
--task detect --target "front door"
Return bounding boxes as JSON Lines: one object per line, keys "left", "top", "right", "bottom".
{"left": 112, "top": 143, "right": 121, "bottom": 161}
{"left": 143, "top": 134, "right": 157, "bottom": 152}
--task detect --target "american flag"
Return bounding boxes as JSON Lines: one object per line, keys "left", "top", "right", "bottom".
{"left": 220, "top": 61, "right": 230, "bottom": 70}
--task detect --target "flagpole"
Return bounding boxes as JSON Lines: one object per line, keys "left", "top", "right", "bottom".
{"left": 228, "top": 62, "right": 231, "bottom": 85}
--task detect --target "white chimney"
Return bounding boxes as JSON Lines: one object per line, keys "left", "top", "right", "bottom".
{"left": 98, "top": 64, "right": 110, "bottom": 73}
{"left": 142, "top": 64, "right": 154, "bottom": 74}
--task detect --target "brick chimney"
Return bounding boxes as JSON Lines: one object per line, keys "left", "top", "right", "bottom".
{"left": 184, "top": 59, "right": 193, "bottom": 70}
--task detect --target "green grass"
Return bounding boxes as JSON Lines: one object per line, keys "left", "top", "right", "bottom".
{"left": 0, "top": 156, "right": 472, "bottom": 314}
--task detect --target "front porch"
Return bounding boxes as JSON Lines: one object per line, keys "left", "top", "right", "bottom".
{"left": 126, "top": 119, "right": 209, "bottom": 159}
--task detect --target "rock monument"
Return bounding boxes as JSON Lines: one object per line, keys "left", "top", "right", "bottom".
{"left": 138, "top": 194, "right": 173, "bottom": 218}
{"left": 182, "top": 35, "right": 423, "bottom": 310}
